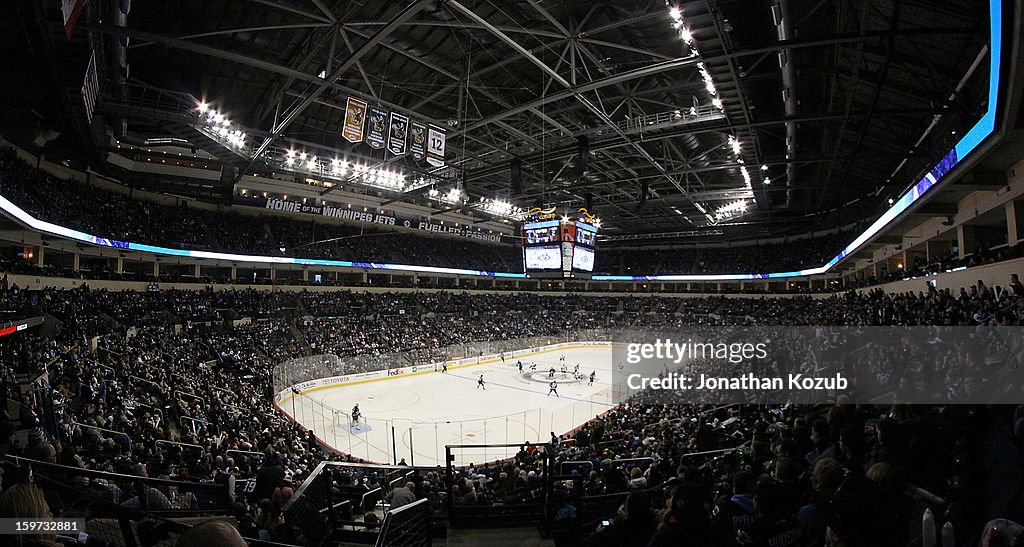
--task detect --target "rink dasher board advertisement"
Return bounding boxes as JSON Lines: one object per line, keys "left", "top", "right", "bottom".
{"left": 275, "top": 341, "right": 616, "bottom": 403}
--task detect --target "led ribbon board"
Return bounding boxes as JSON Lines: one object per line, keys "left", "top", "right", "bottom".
{"left": 0, "top": 0, "right": 1005, "bottom": 282}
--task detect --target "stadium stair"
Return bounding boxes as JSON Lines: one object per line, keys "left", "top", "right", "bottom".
{"left": 288, "top": 322, "right": 314, "bottom": 356}
{"left": 444, "top": 526, "right": 555, "bottom": 546}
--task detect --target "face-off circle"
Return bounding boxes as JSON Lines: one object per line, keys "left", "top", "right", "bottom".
{"left": 520, "top": 370, "right": 584, "bottom": 385}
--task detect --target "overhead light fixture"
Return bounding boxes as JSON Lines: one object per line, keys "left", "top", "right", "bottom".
{"left": 728, "top": 135, "right": 741, "bottom": 155}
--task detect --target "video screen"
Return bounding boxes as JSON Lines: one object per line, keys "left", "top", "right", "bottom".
{"left": 575, "top": 226, "right": 597, "bottom": 247}
{"left": 524, "top": 226, "right": 560, "bottom": 244}
{"left": 524, "top": 245, "right": 562, "bottom": 270}
{"left": 572, "top": 246, "right": 595, "bottom": 272}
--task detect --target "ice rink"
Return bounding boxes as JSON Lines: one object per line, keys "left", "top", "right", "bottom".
{"left": 282, "top": 346, "right": 618, "bottom": 466}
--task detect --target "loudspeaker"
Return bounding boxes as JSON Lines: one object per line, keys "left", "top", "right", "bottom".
{"left": 585, "top": 193, "right": 593, "bottom": 211}
{"left": 510, "top": 158, "right": 523, "bottom": 195}
{"left": 576, "top": 136, "right": 589, "bottom": 177}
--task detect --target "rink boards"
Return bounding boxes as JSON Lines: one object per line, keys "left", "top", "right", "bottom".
{"left": 272, "top": 341, "right": 619, "bottom": 466}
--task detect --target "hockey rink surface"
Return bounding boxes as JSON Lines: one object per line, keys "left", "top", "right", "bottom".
{"left": 286, "top": 346, "right": 617, "bottom": 467}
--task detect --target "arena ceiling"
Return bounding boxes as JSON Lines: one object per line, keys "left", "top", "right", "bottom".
{"left": 1, "top": 0, "right": 994, "bottom": 242}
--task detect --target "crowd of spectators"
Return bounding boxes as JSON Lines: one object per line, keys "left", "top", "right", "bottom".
{"left": 1, "top": 263, "right": 1024, "bottom": 544}
{"left": 595, "top": 232, "right": 853, "bottom": 276}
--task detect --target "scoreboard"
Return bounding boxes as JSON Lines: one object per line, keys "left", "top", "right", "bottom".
{"left": 521, "top": 210, "right": 599, "bottom": 279}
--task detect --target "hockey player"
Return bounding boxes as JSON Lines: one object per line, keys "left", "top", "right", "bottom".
{"left": 477, "top": 374, "right": 486, "bottom": 390}
{"left": 547, "top": 380, "right": 559, "bottom": 397}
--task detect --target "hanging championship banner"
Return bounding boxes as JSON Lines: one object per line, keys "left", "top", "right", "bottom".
{"left": 342, "top": 97, "right": 368, "bottom": 143}
{"left": 387, "top": 112, "right": 408, "bottom": 156}
{"left": 410, "top": 120, "right": 427, "bottom": 161}
{"left": 426, "top": 124, "right": 446, "bottom": 167}
{"left": 366, "top": 107, "right": 387, "bottom": 149}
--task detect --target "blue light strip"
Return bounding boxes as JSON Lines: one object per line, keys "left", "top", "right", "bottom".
{"left": 0, "top": 0, "right": 1004, "bottom": 283}
{"left": 523, "top": 219, "right": 560, "bottom": 229}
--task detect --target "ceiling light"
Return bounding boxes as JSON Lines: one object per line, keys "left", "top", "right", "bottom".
{"left": 669, "top": 7, "right": 682, "bottom": 20}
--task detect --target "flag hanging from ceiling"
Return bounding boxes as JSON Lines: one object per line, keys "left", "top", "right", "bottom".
{"left": 426, "top": 124, "right": 446, "bottom": 167}
{"left": 342, "top": 96, "right": 367, "bottom": 143}
{"left": 410, "top": 120, "right": 427, "bottom": 161}
{"left": 62, "top": 0, "right": 88, "bottom": 41}
{"left": 366, "top": 107, "right": 387, "bottom": 149}
{"left": 387, "top": 112, "right": 408, "bottom": 156}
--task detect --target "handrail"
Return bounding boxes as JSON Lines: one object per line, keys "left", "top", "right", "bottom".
{"left": 179, "top": 414, "right": 216, "bottom": 435}
{"left": 156, "top": 439, "right": 205, "bottom": 454}
{"left": 71, "top": 422, "right": 132, "bottom": 444}
{"left": 174, "top": 389, "right": 206, "bottom": 405}
{"left": 680, "top": 440, "right": 751, "bottom": 460}
{"left": 125, "top": 399, "right": 163, "bottom": 426}
{"left": 225, "top": 449, "right": 264, "bottom": 462}
{"left": 1, "top": 453, "right": 225, "bottom": 491}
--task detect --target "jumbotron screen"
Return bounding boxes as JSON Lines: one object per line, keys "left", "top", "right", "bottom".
{"left": 575, "top": 221, "right": 597, "bottom": 247}
{"left": 523, "top": 245, "right": 561, "bottom": 270}
{"left": 571, "top": 246, "right": 595, "bottom": 272}
{"left": 523, "top": 220, "right": 560, "bottom": 244}
{"left": 522, "top": 215, "right": 599, "bottom": 278}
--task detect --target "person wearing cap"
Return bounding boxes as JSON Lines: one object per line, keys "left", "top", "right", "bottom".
{"left": 26, "top": 427, "right": 56, "bottom": 463}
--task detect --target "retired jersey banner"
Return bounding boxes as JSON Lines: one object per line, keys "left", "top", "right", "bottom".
{"left": 426, "top": 124, "right": 446, "bottom": 167}
{"left": 387, "top": 112, "right": 408, "bottom": 156}
{"left": 342, "top": 97, "right": 367, "bottom": 143}
{"left": 366, "top": 107, "right": 387, "bottom": 149}
{"left": 410, "top": 120, "right": 427, "bottom": 161}
{"left": 62, "top": 0, "right": 88, "bottom": 40}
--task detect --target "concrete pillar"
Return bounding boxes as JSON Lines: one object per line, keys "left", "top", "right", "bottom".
{"left": 116, "top": 257, "right": 124, "bottom": 274}
{"left": 230, "top": 266, "right": 237, "bottom": 280}
{"left": 72, "top": 253, "right": 80, "bottom": 272}
{"left": 35, "top": 247, "right": 44, "bottom": 268}
{"left": 1007, "top": 200, "right": 1024, "bottom": 246}
{"left": 957, "top": 225, "right": 976, "bottom": 259}
{"left": 269, "top": 267, "right": 276, "bottom": 281}
{"left": 194, "top": 263, "right": 201, "bottom": 278}
{"left": 303, "top": 269, "right": 309, "bottom": 282}
{"left": 153, "top": 262, "right": 160, "bottom": 278}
